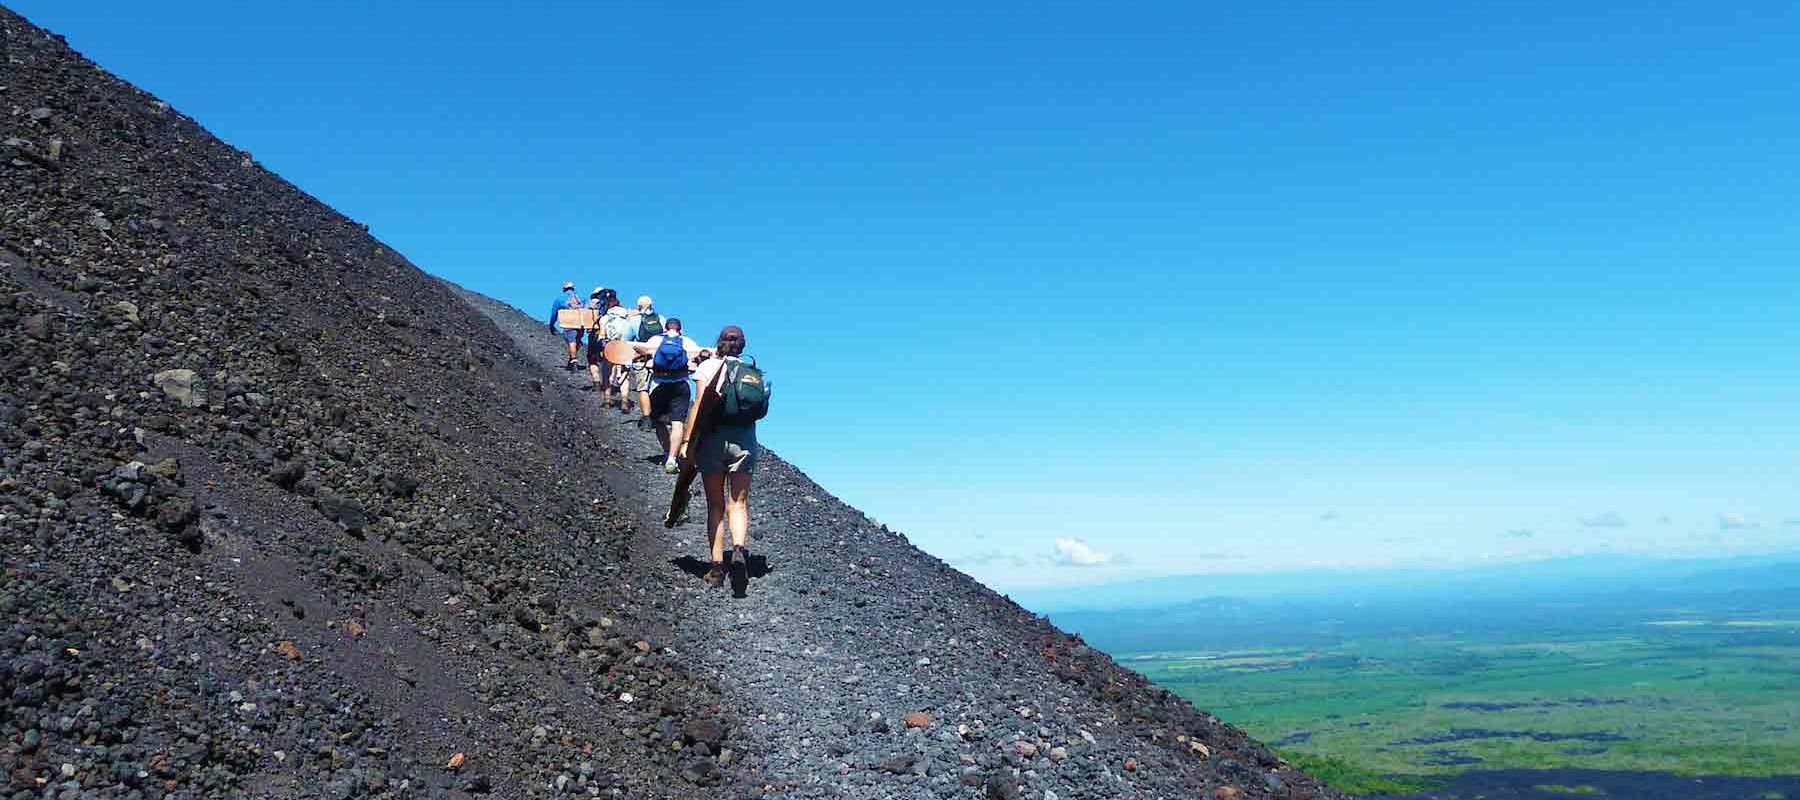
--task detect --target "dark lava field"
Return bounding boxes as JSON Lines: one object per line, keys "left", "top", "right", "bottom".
{"left": 0, "top": 6, "right": 1345, "bottom": 799}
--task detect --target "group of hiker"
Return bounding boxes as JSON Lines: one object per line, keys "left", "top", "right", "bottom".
{"left": 549, "top": 281, "right": 768, "bottom": 588}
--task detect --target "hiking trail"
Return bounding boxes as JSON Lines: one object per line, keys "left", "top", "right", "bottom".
{"left": 455, "top": 284, "right": 1338, "bottom": 800}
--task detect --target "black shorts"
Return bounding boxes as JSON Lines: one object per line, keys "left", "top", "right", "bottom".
{"left": 649, "top": 381, "right": 691, "bottom": 425}
{"left": 585, "top": 335, "right": 606, "bottom": 367}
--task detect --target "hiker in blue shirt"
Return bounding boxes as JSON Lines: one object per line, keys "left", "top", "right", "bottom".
{"left": 546, "top": 280, "right": 583, "bottom": 371}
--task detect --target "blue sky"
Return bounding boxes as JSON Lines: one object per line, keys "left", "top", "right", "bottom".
{"left": 19, "top": 1, "right": 1799, "bottom": 591}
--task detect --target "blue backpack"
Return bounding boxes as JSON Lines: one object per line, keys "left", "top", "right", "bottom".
{"left": 652, "top": 336, "right": 688, "bottom": 372}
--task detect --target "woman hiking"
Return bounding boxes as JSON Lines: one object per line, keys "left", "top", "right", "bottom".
{"left": 679, "top": 325, "right": 770, "bottom": 588}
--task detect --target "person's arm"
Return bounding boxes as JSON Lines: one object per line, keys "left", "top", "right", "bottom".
{"left": 630, "top": 335, "right": 662, "bottom": 355}
{"left": 547, "top": 300, "right": 559, "bottom": 329}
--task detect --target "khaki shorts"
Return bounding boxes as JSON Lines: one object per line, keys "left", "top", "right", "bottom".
{"left": 696, "top": 424, "right": 759, "bottom": 474}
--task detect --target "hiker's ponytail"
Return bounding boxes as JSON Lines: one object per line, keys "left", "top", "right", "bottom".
{"left": 715, "top": 325, "right": 746, "bottom": 357}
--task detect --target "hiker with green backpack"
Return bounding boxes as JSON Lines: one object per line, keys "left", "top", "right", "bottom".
{"left": 679, "top": 324, "right": 770, "bottom": 588}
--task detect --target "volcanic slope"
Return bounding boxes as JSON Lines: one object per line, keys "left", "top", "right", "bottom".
{"left": 0, "top": 7, "right": 1343, "bottom": 799}
{"left": 450, "top": 284, "right": 1345, "bottom": 800}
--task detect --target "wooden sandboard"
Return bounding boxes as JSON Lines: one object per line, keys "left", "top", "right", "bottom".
{"left": 603, "top": 339, "right": 641, "bottom": 367}
{"left": 557, "top": 308, "right": 599, "bottom": 330}
{"left": 679, "top": 367, "right": 722, "bottom": 460}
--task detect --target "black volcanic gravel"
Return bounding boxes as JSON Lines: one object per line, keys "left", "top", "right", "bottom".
{"left": 1, "top": 6, "right": 1348, "bottom": 799}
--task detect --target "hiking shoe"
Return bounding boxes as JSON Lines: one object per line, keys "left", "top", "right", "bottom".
{"left": 565, "top": 359, "right": 578, "bottom": 371}
{"left": 703, "top": 564, "right": 724, "bottom": 587}
{"left": 663, "top": 458, "right": 680, "bottom": 475}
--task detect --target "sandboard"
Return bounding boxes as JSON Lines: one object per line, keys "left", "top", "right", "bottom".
{"left": 603, "top": 339, "right": 641, "bottom": 367}
{"left": 557, "top": 308, "right": 599, "bottom": 330}
{"left": 666, "top": 366, "right": 723, "bottom": 529}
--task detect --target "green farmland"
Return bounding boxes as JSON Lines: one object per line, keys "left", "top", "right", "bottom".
{"left": 1128, "top": 620, "right": 1800, "bottom": 789}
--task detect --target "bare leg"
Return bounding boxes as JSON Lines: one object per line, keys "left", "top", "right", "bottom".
{"left": 665, "top": 421, "right": 685, "bottom": 461}
{"left": 726, "top": 472, "right": 752, "bottom": 549}
{"left": 703, "top": 472, "right": 728, "bottom": 562}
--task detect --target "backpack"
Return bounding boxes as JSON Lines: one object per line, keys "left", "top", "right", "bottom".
{"left": 652, "top": 335, "right": 687, "bottom": 372}
{"left": 563, "top": 293, "right": 583, "bottom": 309}
{"left": 718, "top": 357, "right": 770, "bottom": 425}
{"left": 603, "top": 313, "right": 633, "bottom": 342}
{"left": 638, "top": 312, "right": 664, "bottom": 340}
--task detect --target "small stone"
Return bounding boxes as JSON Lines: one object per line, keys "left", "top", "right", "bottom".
{"left": 29, "top": 107, "right": 51, "bottom": 120}
{"left": 1214, "top": 787, "right": 1241, "bottom": 800}
{"left": 618, "top": 692, "right": 634, "bottom": 703}
{"left": 21, "top": 313, "right": 52, "bottom": 342}
{"left": 152, "top": 368, "right": 200, "bottom": 407}
{"left": 1048, "top": 746, "right": 1068, "bottom": 761}
{"left": 1123, "top": 757, "right": 1138, "bottom": 771}
{"left": 109, "top": 301, "right": 141, "bottom": 324}
{"left": 903, "top": 711, "right": 931, "bottom": 729}
{"left": 446, "top": 752, "right": 465, "bottom": 771}
{"left": 273, "top": 641, "right": 301, "bottom": 660}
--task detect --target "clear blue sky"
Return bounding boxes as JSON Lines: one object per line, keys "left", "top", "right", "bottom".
{"left": 19, "top": 0, "right": 1799, "bottom": 591}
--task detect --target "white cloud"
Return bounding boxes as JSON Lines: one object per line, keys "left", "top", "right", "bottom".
{"left": 1718, "top": 513, "right": 1760, "bottom": 531}
{"left": 1318, "top": 511, "right": 1341, "bottom": 522}
{"left": 1505, "top": 528, "right": 1535, "bottom": 538}
{"left": 1579, "top": 512, "right": 1627, "bottom": 529}
{"left": 1050, "top": 537, "right": 1116, "bottom": 568}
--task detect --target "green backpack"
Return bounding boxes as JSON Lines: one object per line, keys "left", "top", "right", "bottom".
{"left": 719, "top": 357, "right": 770, "bottom": 425}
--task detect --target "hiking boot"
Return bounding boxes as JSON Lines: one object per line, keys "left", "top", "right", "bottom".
{"left": 703, "top": 563, "right": 724, "bottom": 587}
{"left": 663, "top": 458, "right": 680, "bottom": 475}
{"left": 565, "top": 359, "right": 578, "bottom": 371}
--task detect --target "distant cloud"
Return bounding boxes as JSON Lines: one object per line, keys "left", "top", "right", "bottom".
{"left": 1050, "top": 537, "right": 1117, "bottom": 568}
{"left": 950, "top": 551, "right": 1028, "bottom": 568}
{"left": 1505, "top": 528, "right": 1535, "bottom": 538}
{"left": 1380, "top": 536, "right": 1416, "bottom": 545}
{"left": 1718, "top": 513, "right": 1760, "bottom": 531}
{"left": 1318, "top": 511, "right": 1341, "bottom": 522}
{"left": 1579, "top": 512, "right": 1627, "bottom": 529}
{"left": 1658, "top": 516, "right": 1672, "bottom": 524}
{"left": 1784, "top": 518, "right": 1800, "bottom": 528}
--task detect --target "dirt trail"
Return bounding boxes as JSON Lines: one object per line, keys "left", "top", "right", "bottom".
{"left": 456, "top": 284, "right": 1344, "bottom": 800}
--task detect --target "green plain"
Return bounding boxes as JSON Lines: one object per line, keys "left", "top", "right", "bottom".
{"left": 1129, "top": 621, "right": 1800, "bottom": 783}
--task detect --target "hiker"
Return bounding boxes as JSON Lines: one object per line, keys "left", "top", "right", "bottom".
{"left": 547, "top": 281, "right": 583, "bottom": 370}
{"left": 681, "top": 325, "right": 770, "bottom": 587}
{"left": 630, "top": 317, "right": 706, "bottom": 474}
{"left": 601, "top": 304, "right": 639, "bottom": 414}
{"left": 631, "top": 295, "right": 664, "bottom": 420}
{"left": 583, "top": 287, "right": 610, "bottom": 392}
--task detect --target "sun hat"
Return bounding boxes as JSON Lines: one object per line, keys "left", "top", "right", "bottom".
{"left": 590, "top": 286, "right": 606, "bottom": 297}
{"left": 561, "top": 281, "right": 575, "bottom": 291}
